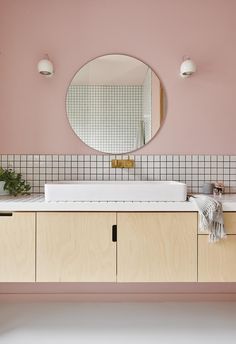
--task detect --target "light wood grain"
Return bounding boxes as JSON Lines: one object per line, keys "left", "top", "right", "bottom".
{"left": 0, "top": 212, "right": 35, "bottom": 282}
{"left": 198, "top": 212, "right": 236, "bottom": 235}
{"left": 37, "top": 212, "right": 116, "bottom": 282}
{"left": 117, "top": 212, "right": 197, "bottom": 282}
{"left": 198, "top": 235, "right": 236, "bottom": 282}
{"left": 224, "top": 213, "right": 236, "bottom": 234}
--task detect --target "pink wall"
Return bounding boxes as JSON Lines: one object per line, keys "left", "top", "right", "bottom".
{"left": 0, "top": 0, "right": 236, "bottom": 154}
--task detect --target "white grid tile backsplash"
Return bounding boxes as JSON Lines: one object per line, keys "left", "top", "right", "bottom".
{"left": 0, "top": 155, "right": 236, "bottom": 194}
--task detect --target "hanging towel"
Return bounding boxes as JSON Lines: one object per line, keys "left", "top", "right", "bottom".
{"left": 189, "top": 195, "right": 227, "bottom": 243}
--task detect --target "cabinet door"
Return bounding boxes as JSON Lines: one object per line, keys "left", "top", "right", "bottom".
{"left": 117, "top": 212, "right": 197, "bottom": 282}
{"left": 37, "top": 212, "right": 116, "bottom": 282}
{"left": 198, "top": 235, "right": 236, "bottom": 282}
{"left": 0, "top": 212, "right": 35, "bottom": 282}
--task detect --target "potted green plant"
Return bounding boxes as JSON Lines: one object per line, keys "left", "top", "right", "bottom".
{"left": 0, "top": 167, "right": 31, "bottom": 196}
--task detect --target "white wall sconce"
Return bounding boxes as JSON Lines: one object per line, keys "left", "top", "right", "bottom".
{"left": 180, "top": 56, "right": 196, "bottom": 78}
{"left": 37, "top": 54, "right": 54, "bottom": 77}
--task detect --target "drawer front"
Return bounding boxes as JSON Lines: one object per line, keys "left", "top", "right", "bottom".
{"left": 198, "top": 234, "right": 236, "bottom": 282}
{"left": 223, "top": 213, "right": 236, "bottom": 234}
{"left": 198, "top": 212, "right": 236, "bottom": 235}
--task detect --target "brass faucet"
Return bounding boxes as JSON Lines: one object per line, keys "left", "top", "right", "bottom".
{"left": 111, "top": 156, "right": 135, "bottom": 168}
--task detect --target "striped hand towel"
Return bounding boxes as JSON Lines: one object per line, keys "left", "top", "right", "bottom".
{"left": 189, "top": 195, "right": 227, "bottom": 243}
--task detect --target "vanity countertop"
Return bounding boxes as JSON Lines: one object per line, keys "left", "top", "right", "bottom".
{"left": 0, "top": 194, "right": 236, "bottom": 212}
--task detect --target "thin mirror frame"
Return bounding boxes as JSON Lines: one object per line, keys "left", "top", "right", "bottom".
{"left": 65, "top": 53, "right": 167, "bottom": 154}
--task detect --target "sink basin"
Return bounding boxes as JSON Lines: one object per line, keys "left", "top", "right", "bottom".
{"left": 45, "top": 181, "right": 187, "bottom": 202}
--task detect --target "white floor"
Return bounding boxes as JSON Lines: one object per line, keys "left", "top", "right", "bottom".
{"left": 0, "top": 302, "right": 236, "bottom": 343}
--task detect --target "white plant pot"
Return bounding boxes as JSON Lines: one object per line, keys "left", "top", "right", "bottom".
{"left": 0, "top": 181, "right": 9, "bottom": 196}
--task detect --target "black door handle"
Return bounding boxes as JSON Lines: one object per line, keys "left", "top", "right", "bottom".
{"left": 112, "top": 225, "right": 117, "bottom": 242}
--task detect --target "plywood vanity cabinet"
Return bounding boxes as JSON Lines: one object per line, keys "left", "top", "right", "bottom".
{"left": 198, "top": 212, "right": 236, "bottom": 282}
{"left": 36, "top": 211, "right": 197, "bottom": 283}
{"left": 2, "top": 210, "right": 236, "bottom": 283}
{"left": 0, "top": 212, "right": 35, "bottom": 282}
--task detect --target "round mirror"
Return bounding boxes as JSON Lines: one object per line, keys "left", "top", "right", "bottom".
{"left": 66, "top": 54, "right": 165, "bottom": 154}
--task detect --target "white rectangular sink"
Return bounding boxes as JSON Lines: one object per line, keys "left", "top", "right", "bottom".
{"left": 45, "top": 181, "right": 187, "bottom": 202}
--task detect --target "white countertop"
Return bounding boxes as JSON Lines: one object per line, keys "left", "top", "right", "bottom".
{"left": 0, "top": 194, "right": 236, "bottom": 212}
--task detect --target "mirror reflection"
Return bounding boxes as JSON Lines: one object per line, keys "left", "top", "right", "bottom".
{"left": 66, "top": 54, "right": 165, "bottom": 154}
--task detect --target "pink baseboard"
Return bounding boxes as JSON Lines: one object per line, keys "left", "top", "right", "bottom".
{"left": 1, "top": 283, "right": 236, "bottom": 302}
{"left": 1, "top": 293, "right": 236, "bottom": 302}
{"left": 1, "top": 282, "right": 236, "bottom": 294}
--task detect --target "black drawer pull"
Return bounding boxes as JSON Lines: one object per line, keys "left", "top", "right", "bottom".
{"left": 0, "top": 213, "right": 13, "bottom": 217}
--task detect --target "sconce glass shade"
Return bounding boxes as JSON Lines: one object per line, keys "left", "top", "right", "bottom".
{"left": 180, "top": 58, "right": 196, "bottom": 78}
{"left": 37, "top": 58, "right": 54, "bottom": 76}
